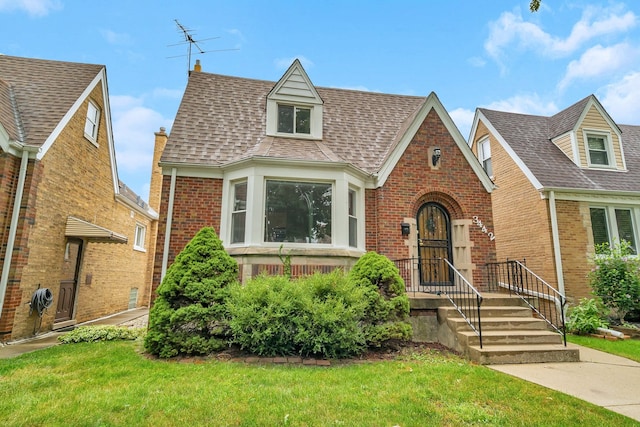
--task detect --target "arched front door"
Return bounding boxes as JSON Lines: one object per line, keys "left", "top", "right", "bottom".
{"left": 417, "top": 202, "right": 453, "bottom": 288}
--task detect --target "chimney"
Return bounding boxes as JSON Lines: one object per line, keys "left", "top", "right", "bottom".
{"left": 194, "top": 59, "right": 202, "bottom": 72}
{"left": 148, "top": 127, "right": 168, "bottom": 214}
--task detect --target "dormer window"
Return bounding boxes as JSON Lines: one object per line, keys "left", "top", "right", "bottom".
{"left": 478, "top": 138, "right": 493, "bottom": 177}
{"left": 584, "top": 131, "right": 615, "bottom": 168}
{"left": 278, "top": 105, "right": 311, "bottom": 134}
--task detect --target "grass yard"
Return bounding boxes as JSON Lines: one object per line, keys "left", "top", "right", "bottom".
{"left": 567, "top": 334, "right": 640, "bottom": 363}
{"left": 0, "top": 341, "right": 637, "bottom": 426}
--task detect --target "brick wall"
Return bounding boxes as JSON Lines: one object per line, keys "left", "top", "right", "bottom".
{"left": 151, "top": 175, "right": 222, "bottom": 297}
{"left": 555, "top": 200, "right": 593, "bottom": 301}
{"left": 370, "top": 109, "right": 496, "bottom": 286}
{"left": 3, "top": 82, "right": 155, "bottom": 341}
{"left": 473, "top": 122, "right": 557, "bottom": 286}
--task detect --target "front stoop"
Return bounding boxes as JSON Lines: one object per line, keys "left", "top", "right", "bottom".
{"left": 438, "top": 296, "right": 580, "bottom": 365}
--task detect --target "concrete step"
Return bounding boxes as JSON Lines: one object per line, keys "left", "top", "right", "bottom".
{"left": 447, "top": 316, "right": 549, "bottom": 332}
{"left": 457, "top": 329, "right": 564, "bottom": 346}
{"left": 467, "top": 344, "right": 580, "bottom": 365}
{"left": 439, "top": 305, "right": 533, "bottom": 318}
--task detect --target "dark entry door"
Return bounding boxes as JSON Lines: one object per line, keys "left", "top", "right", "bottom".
{"left": 55, "top": 239, "right": 83, "bottom": 322}
{"left": 417, "top": 203, "right": 452, "bottom": 287}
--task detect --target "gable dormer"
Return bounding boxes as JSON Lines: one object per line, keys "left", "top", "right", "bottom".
{"left": 551, "top": 96, "right": 625, "bottom": 171}
{"left": 266, "top": 59, "right": 323, "bottom": 140}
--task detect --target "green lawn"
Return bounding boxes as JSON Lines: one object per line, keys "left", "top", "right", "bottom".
{"left": 567, "top": 334, "right": 640, "bottom": 363}
{"left": 0, "top": 341, "right": 636, "bottom": 426}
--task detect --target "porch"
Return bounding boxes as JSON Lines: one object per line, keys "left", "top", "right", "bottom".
{"left": 395, "top": 258, "right": 580, "bottom": 364}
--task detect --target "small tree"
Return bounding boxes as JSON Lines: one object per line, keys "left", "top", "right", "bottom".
{"left": 348, "top": 252, "right": 412, "bottom": 347}
{"left": 590, "top": 240, "right": 640, "bottom": 323}
{"left": 144, "top": 227, "right": 238, "bottom": 358}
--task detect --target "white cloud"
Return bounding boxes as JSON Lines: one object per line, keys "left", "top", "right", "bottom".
{"left": 0, "top": 0, "right": 61, "bottom": 16}
{"left": 559, "top": 43, "right": 638, "bottom": 90}
{"left": 275, "top": 55, "right": 314, "bottom": 70}
{"left": 484, "top": 94, "right": 558, "bottom": 116}
{"left": 100, "top": 29, "right": 132, "bottom": 45}
{"left": 449, "top": 108, "right": 475, "bottom": 139}
{"left": 110, "top": 94, "right": 173, "bottom": 198}
{"left": 485, "top": 7, "right": 637, "bottom": 64}
{"left": 600, "top": 71, "right": 640, "bottom": 124}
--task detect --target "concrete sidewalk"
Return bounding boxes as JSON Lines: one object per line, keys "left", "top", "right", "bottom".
{"left": 490, "top": 343, "right": 640, "bottom": 422}
{"left": 0, "top": 307, "right": 148, "bottom": 359}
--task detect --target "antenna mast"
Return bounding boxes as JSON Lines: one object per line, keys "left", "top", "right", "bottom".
{"left": 168, "top": 20, "right": 239, "bottom": 75}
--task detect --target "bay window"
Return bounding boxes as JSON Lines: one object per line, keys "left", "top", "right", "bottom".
{"left": 590, "top": 207, "right": 638, "bottom": 254}
{"left": 231, "top": 181, "right": 247, "bottom": 244}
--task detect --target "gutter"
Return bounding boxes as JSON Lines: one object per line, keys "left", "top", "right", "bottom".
{"left": 0, "top": 145, "right": 37, "bottom": 318}
{"left": 548, "top": 190, "right": 566, "bottom": 297}
{"left": 160, "top": 167, "right": 177, "bottom": 281}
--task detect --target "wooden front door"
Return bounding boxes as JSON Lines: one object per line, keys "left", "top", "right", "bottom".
{"left": 417, "top": 202, "right": 453, "bottom": 288}
{"left": 55, "top": 239, "right": 83, "bottom": 322}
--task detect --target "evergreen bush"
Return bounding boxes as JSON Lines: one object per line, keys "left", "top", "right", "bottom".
{"left": 144, "top": 227, "right": 238, "bottom": 358}
{"left": 347, "top": 252, "right": 412, "bottom": 347}
{"left": 58, "top": 325, "right": 144, "bottom": 343}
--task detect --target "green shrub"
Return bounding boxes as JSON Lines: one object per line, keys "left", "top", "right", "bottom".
{"left": 590, "top": 240, "right": 640, "bottom": 322}
{"left": 566, "top": 298, "right": 609, "bottom": 335}
{"left": 58, "top": 325, "right": 144, "bottom": 344}
{"left": 144, "top": 227, "right": 239, "bottom": 358}
{"left": 347, "top": 252, "right": 412, "bottom": 347}
{"left": 227, "top": 271, "right": 368, "bottom": 358}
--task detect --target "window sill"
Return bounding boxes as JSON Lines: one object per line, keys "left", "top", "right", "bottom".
{"left": 133, "top": 246, "right": 146, "bottom": 253}
{"left": 84, "top": 134, "right": 99, "bottom": 147}
{"left": 226, "top": 245, "right": 365, "bottom": 258}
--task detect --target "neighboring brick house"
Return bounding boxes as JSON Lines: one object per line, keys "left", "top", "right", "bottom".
{"left": 0, "top": 55, "right": 157, "bottom": 341}
{"left": 469, "top": 95, "right": 640, "bottom": 302}
{"left": 152, "top": 60, "right": 496, "bottom": 296}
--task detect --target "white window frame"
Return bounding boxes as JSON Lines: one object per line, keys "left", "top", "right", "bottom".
{"left": 477, "top": 138, "right": 493, "bottom": 178}
{"left": 583, "top": 130, "right": 615, "bottom": 169}
{"left": 133, "top": 223, "right": 146, "bottom": 252}
{"left": 276, "top": 104, "right": 311, "bottom": 135}
{"left": 265, "top": 99, "right": 323, "bottom": 140}
{"left": 590, "top": 206, "right": 639, "bottom": 255}
{"left": 230, "top": 180, "right": 247, "bottom": 244}
{"left": 220, "top": 167, "right": 364, "bottom": 251}
{"left": 348, "top": 188, "right": 358, "bottom": 248}
{"left": 84, "top": 100, "right": 100, "bottom": 145}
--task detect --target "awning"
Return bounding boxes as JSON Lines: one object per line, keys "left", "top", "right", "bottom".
{"left": 65, "top": 216, "right": 128, "bottom": 243}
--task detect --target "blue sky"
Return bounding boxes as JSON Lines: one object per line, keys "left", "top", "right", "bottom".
{"left": 2, "top": 0, "right": 640, "bottom": 201}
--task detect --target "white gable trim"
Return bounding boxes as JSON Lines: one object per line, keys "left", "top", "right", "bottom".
{"left": 473, "top": 110, "right": 543, "bottom": 190}
{"left": 575, "top": 96, "right": 626, "bottom": 170}
{"left": 376, "top": 93, "right": 494, "bottom": 193}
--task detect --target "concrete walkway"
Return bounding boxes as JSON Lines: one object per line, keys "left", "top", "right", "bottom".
{"left": 2, "top": 316, "right": 639, "bottom": 422}
{"left": 490, "top": 343, "right": 640, "bottom": 422}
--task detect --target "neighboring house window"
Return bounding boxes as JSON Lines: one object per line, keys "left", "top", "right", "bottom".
{"left": 278, "top": 105, "right": 311, "bottom": 134}
{"left": 586, "top": 133, "right": 611, "bottom": 167}
{"left": 231, "top": 181, "right": 247, "bottom": 244}
{"left": 348, "top": 189, "right": 357, "bottom": 247}
{"left": 134, "top": 224, "right": 146, "bottom": 251}
{"left": 84, "top": 101, "right": 100, "bottom": 143}
{"left": 478, "top": 139, "right": 493, "bottom": 177}
{"left": 264, "top": 180, "right": 331, "bottom": 244}
{"left": 590, "top": 207, "right": 637, "bottom": 254}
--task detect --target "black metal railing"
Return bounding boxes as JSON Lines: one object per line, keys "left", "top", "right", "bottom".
{"left": 394, "top": 257, "right": 484, "bottom": 347}
{"left": 486, "top": 260, "right": 567, "bottom": 346}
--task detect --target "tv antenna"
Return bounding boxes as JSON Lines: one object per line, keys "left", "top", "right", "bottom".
{"left": 168, "top": 19, "right": 238, "bottom": 74}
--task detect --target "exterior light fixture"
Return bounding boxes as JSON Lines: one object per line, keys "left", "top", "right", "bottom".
{"left": 432, "top": 148, "right": 442, "bottom": 167}
{"left": 401, "top": 222, "right": 411, "bottom": 236}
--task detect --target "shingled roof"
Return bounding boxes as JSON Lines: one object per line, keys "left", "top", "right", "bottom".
{"left": 162, "top": 71, "right": 426, "bottom": 174}
{"left": 0, "top": 55, "right": 103, "bottom": 147}
{"left": 479, "top": 97, "right": 640, "bottom": 193}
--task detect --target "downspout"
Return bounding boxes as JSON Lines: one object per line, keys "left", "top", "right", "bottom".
{"left": 548, "top": 190, "right": 566, "bottom": 296}
{"left": 160, "top": 167, "right": 177, "bottom": 281}
{"left": 0, "top": 148, "right": 30, "bottom": 318}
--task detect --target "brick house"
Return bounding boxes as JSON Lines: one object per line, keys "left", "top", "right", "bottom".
{"left": 469, "top": 95, "right": 640, "bottom": 302}
{"left": 0, "top": 55, "right": 157, "bottom": 341}
{"left": 152, "top": 60, "right": 497, "bottom": 296}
